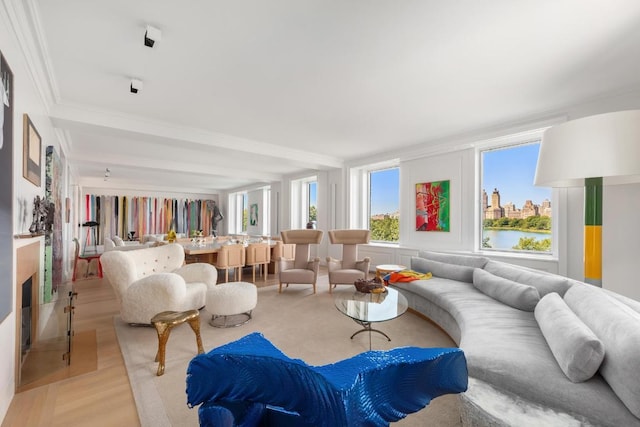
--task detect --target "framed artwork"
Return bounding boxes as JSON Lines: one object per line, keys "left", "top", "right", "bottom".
{"left": 249, "top": 203, "right": 259, "bottom": 226}
{"left": 416, "top": 180, "right": 450, "bottom": 232}
{"left": 23, "top": 114, "right": 42, "bottom": 186}
{"left": 1, "top": 50, "right": 14, "bottom": 322}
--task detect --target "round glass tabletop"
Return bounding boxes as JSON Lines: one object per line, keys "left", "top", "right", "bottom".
{"left": 334, "top": 287, "right": 408, "bottom": 323}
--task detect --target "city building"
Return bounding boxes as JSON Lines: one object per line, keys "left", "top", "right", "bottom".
{"left": 483, "top": 189, "right": 551, "bottom": 220}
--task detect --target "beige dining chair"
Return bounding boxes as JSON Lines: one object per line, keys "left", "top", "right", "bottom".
{"left": 278, "top": 229, "right": 324, "bottom": 293}
{"left": 326, "top": 229, "right": 371, "bottom": 293}
{"left": 214, "top": 243, "right": 246, "bottom": 282}
{"left": 270, "top": 240, "right": 295, "bottom": 274}
{"left": 245, "top": 242, "right": 271, "bottom": 282}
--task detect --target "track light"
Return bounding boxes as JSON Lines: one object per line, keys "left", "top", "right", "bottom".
{"left": 130, "top": 79, "right": 143, "bottom": 94}
{"left": 104, "top": 168, "right": 111, "bottom": 181}
{"left": 144, "top": 25, "right": 162, "bottom": 48}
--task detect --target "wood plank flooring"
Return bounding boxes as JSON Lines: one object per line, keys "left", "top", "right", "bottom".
{"left": 2, "top": 268, "right": 287, "bottom": 427}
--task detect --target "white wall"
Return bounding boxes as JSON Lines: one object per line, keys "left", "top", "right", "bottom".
{"left": 602, "top": 183, "right": 640, "bottom": 300}
{"left": 1, "top": 7, "right": 71, "bottom": 420}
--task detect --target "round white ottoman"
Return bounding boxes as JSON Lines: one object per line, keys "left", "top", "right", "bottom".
{"left": 206, "top": 282, "right": 258, "bottom": 327}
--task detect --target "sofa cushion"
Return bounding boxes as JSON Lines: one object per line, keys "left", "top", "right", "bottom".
{"left": 564, "top": 284, "right": 640, "bottom": 418}
{"left": 535, "top": 292, "right": 605, "bottom": 382}
{"left": 411, "top": 257, "right": 474, "bottom": 283}
{"left": 483, "top": 260, "right": 571, "bottom": 297}
{"left": 473, "top": 268, "right": 540, "bottom": 311}
{"left": 417, "top": 251, "right": 489, "bottom": 268}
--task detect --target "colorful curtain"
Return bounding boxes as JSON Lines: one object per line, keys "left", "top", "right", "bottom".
{"left": 83, "top": 195, "right": 216, "bottom": 244}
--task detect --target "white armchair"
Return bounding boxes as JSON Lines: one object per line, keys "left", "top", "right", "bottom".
{"left": 100, "top": 243, "right": 217, "bottom": 324}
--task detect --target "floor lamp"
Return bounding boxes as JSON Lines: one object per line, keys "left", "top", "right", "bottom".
{"left": 534, "top": 110, "right": 640, "bottom": 286}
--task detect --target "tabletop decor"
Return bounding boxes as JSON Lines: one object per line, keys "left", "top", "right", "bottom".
{"left": 354, "top": 277, "right": 386, "bottom": 294}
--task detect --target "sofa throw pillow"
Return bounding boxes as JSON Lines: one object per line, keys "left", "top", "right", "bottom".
{"left": 473, "top": 269, "right": 540, "bottom": 311}
{"left": 535, "top": 292, "right": 605, "bottom": 383}
{"left": 411, "top": 257, "right": 474, "bottom": 283}
{"left": 112, "top": 236, "right": 125, "bottom": 246}
{"left": 417, "top": 250, "right": 489, "bottom": 269}
{"left": 483, "top": 260, "right": 571, "bottom": 297}
{"left": 564, "top": 284, "right": 640, "bottom": 418}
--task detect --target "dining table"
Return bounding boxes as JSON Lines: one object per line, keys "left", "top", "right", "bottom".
{"left": 180, "top": 239, "right": 278, "bottom": 265}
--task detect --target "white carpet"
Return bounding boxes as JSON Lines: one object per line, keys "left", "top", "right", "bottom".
{"left": 114, "top": 283, "right": 462, "bottom": 426}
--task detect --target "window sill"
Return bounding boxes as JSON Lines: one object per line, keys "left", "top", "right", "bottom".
{"left": 475, "top": 249, "right": 558, "bottom": 262}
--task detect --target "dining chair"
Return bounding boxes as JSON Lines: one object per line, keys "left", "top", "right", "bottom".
{"left": 72, "top": 237, "right": 103, "bottom": 281}
{"left": 326, "top": 229, "right": 371, "bottom": 293}
{"left": 245, "top": 242, "right": 271, "bottom": 282}
{"left": 270, "top": 240, "right": 295, "bottom": 274}
{"left": 214, "top": 244, "right": 246, "bottom": 282}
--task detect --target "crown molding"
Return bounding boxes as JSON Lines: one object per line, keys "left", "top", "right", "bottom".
{"left": 2, "top": 0, "right": 59, "bottom": 112}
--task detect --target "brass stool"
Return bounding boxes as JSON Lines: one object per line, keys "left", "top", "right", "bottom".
{"left": 151, "top": 310, "right": 204, "bottom": 376}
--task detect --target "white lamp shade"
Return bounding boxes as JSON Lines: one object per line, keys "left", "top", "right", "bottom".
{"left": 534, "top": 110, "right": 640, "bottom": 187}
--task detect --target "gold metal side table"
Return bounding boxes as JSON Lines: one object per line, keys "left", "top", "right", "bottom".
{"left": 151, "top": 309, "right": 204, "bottom": 376}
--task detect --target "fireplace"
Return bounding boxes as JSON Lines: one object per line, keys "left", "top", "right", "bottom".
{"left": 21, "top": 277, "right": 33, "bottom": 356}
{"left": 15, "top": 241, "right": 40, "bottom": 386}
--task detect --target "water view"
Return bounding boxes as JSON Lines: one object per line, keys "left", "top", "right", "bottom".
{"left": 483, "top": 229, "right": 550, "bottom": 251}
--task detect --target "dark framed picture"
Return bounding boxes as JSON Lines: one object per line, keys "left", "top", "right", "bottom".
{"left": 23, "top": 114, "right": 41, "bottom": 186}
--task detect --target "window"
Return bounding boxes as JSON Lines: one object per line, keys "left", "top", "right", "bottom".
{"left": 291, "top": 176, "right": 318, "bottom": 229}
{"left": 227, "top": 191, "right": 248, "bottom": 234}
{"left": 308, "top": 181, "right": 317, "bottom": 225}
{"left": 480, "top": 142, "right": 552, "bottom": 253}
{"left": 369, "top": 167, "right": 400, "bottom": 242}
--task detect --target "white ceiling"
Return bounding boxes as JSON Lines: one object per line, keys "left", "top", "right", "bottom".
{"left": 20, "top": 0, "right": 640, "bottom": 193}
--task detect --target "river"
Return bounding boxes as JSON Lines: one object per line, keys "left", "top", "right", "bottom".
{"left": 482, "top": 229, "right": 550, "bottom": 251}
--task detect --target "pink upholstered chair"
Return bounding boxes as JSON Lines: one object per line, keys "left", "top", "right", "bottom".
{"left": 278, "top": 229, "right": 324, "bottom": 294}
{"left": 326, "top": 229, "right": 371, "bottom": 293}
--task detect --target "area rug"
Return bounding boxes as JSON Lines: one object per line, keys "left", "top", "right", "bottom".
{"left": 114, "top": 283, "right": 462, "bottom": 426}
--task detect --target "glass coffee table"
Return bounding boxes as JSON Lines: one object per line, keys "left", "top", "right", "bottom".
{"left": 334, "top": 287, "right": 408, "bottom": 350}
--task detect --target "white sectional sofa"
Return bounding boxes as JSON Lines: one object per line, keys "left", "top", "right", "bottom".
{"left": 389, "top": 251, "right": 640, "bottom": 427}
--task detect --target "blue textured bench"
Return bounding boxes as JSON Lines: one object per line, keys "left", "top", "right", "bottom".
{"left": 186, "top": 332, "right": 468, "bottom": 427}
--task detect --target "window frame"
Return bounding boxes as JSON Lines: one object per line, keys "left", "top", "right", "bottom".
{"left": 349, "top": 159, "right": 400, "bottom": 244}
{"left": 476, "top": 132, "right": 557, "bottom": 257}
{"left": 227, "top": 190, "right": 248, "bottom": 234}
{"left": 290, "top": 175, "right": 317, "bottom": 229}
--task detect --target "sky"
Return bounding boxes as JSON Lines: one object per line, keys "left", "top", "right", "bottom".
{"left": 371, "top": 168, "right": 399, "bottom": 215}
{"left": 482, "top": 143, "right": 551, "bottom": 208}
{"left": 309, "top": 181, "right": 317, "bottom": 206}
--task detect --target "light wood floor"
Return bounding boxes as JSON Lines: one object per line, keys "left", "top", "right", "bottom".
{"left": 2, "top": 267, "right": 286, "bottom": 427}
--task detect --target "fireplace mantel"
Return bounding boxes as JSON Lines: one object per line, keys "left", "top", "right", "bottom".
{"left": 15, "top": 240, "right": 40, "bottom": 389}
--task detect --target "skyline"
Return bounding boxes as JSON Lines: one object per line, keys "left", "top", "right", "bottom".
{"left": 482, "top": 143, "right": 551, "bottom": 208}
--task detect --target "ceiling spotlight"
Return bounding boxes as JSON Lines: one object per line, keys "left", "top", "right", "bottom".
{"left": 144, "top": 25, "right": 162, "bottom": 48}
{"left": 130, "top": 78, "right": 143, "bottom": 94}
{"left": 104, "top": 168, "right": 111, "bottom": 181}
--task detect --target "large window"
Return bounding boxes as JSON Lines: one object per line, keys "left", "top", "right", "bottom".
{"left": 480, "top": 142, "right": 552, "bottom": 253}
{"left": 291, "top": 176, "right": 317, "bottom": 229}
{"left": 308, "top": 181, "right": 317, "bottom": 225}
{"left": 369, "top": 167, "right": 399, "bottom": 242}
{"left": 228, "top": 191, "right": 248, "bottom": 234}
